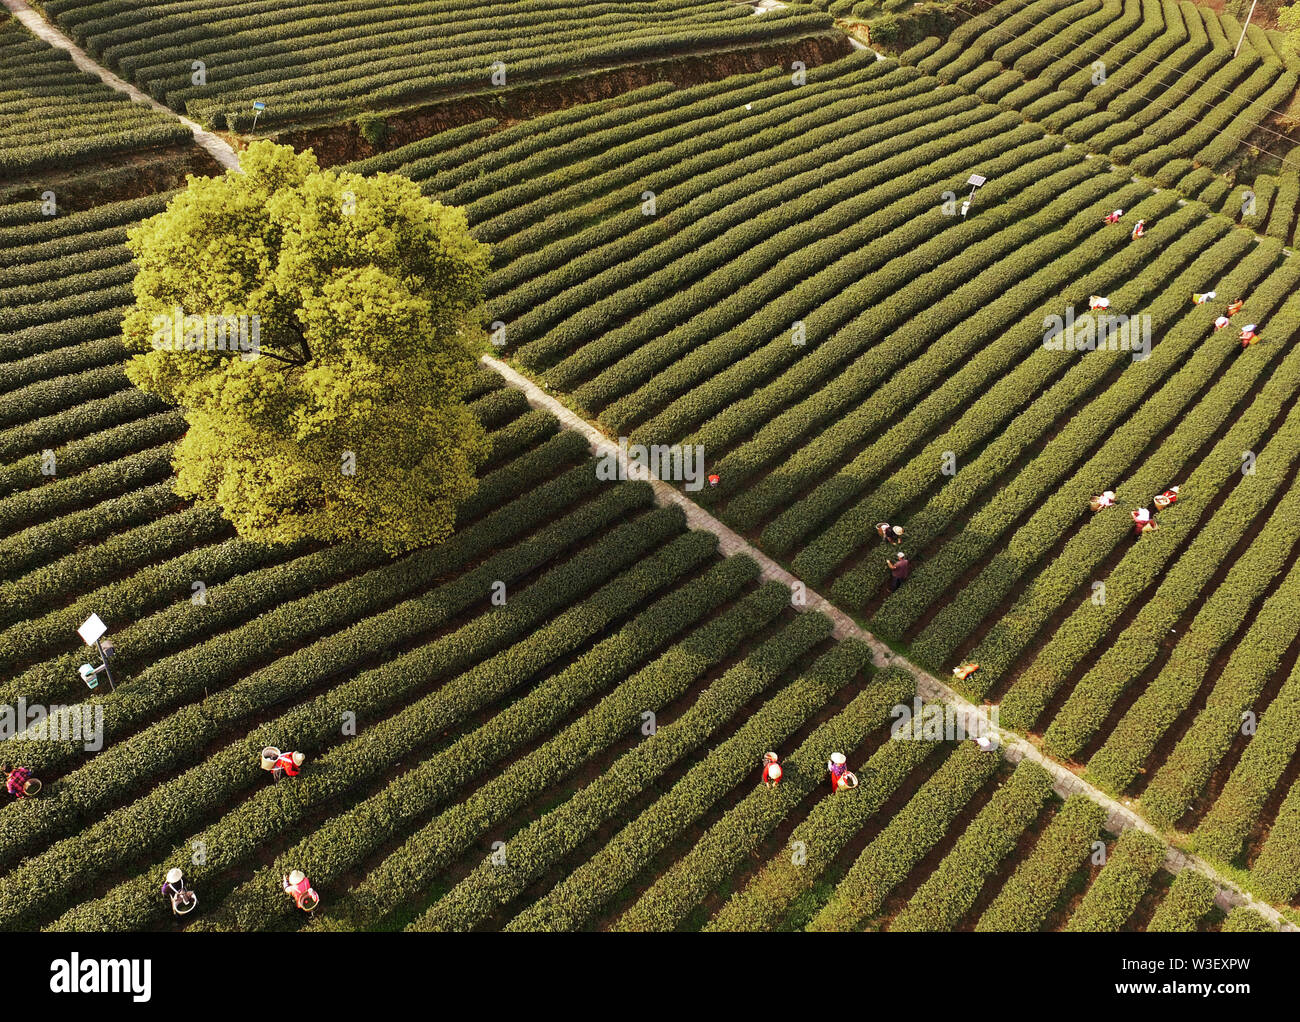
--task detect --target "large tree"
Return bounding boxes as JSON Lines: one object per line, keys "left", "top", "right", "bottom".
{"left": 122, "top": 141, "right": 491, "bottom": 553}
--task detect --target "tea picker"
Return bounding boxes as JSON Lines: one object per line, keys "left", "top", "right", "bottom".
{"left": 761, "top": 752, "right": 783, "bottom": 787}
{"left": 876, "top": 522, "right": 904, "bottom": 545}
{"left": 261, "top": 746, "right": 305, "bottom": 781}
{"left": 283, "top": 870, "right": 320, "bottom": 912}
{"left": 161, "top": 867, "right": 197, "bottom": 916}
{"left": 2, "top": 764, "right": 40, "bottom": 799}
{"left": 827, "top": 752, "right": 861, "bottom": 794}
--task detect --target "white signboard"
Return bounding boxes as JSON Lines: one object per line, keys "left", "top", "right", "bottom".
{"left": 78, "top": 613, "right": 107, "bottom": 646}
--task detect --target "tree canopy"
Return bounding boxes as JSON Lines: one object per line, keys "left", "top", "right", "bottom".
{"left": 121, "top": 141, "right": 491, "bottom": 553}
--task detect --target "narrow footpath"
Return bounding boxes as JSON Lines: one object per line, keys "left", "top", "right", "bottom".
{"left": 1, "top": 0, "right": 239, "bottom": 172}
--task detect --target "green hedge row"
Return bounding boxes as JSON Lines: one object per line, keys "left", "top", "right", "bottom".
{"left": 1220, "top": 906, "right": 1275, "bottom": 932}
{"left": 756, "top": 185, "right": 1177, "bottom": 568}
{"left": 52, "top": 534, "right": 754, "bottom": 932}
{"left": 404, "top": 611, "right": 835, "bottom": 931}
{"left": 1250, "top": 776, "right": 1300, "bottom": 901}
{"left": 621, "top": 128, "right": 1069, "bottom": 453}
{"left": 527, "top": 89, "right": 993, "bottom": 395}
{"left": 0, "top": 442, "right": 176, "bottom": 541}
{"left": 815, "top": 199, "right": 1213, "bottom": 612}
{"left": 705, "top": 688, "right": 940, "bottom": 931}
{"left": 1146, "top": 869, "right": 1216, "bottom": 931}
{"left": 897, "top": 227, "right": 1284, "bottom": 677}
{"left": 591, "top": 113, "right": 1050, "bottom": 434}
{"left": 1139, "top": 554, "right": 1300, "bottom": 826}
{"left": 715, "top": 162, "right": 1139, "bottom": 541}
{"left": 603, "top": 671, "right": 916, "bottom": 933}
{"left": 889, "top": 759, "right": 1054, "bottom": 931}
{"left": 548, "top": 639, "right": 881, "bottom": 932}
{"left": 0, "top": 442, "right": 603, "bottom": 792}
{"left": 1038, "top": 364, "right": 1300, "bottom": 755}
{"left": 500, "top": 66, "right": 934, "bottom": 364}
{"left": 1080, "top": 345, "right": 1300, "bottom": 793}
{"left": 807, "top": 740, "right": 1001, "bottom": 930}
{"left": 308, "top": 575, "right": 791, "bottom": 933}
{"left": 7, "top": 504, "right": 705, "bottom": 928}
{"left": 975, "top": 794, "right": 1107, "bottom": 931}
{"left": 997, "top": 243, "right": 1296, "bottom": 727}
{"left": 1064, "top": 828, "right": 1165, "bottom": 931}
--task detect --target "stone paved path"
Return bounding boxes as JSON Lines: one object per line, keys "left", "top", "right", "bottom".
{"left": 482, "top": 354, "right": 1296, "bottom": 932}
{"left": 2, "top": 0, "right": 240, "bottom": 172}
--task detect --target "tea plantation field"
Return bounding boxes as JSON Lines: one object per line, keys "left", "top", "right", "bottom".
{"left": 2, "top": 0, "right": 1297, "bottom": 931}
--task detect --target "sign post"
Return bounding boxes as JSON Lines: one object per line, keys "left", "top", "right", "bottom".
{"left": 77, "top": 613, "right": 115, "bottom": 691}
{"left": 250, "top": 100, "right": 266, "bottom": 132}
{"left": 962, "top": 173, "right": 987, "bottom": 217}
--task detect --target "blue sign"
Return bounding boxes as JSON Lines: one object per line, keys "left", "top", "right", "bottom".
{"left": 252, "top": 101, "right": 266, "bottom": 111}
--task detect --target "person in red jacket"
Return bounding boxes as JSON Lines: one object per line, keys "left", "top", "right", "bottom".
{"left": 272, "top": 750, "right": 305, "bottom": 781}
{"left": 761, "top": 752, "right": 783, "bottom": 788}
{"left": 1131, "top": 507, "right": 1157, "bottom": 537}
{"left": 1104, "top": 209, "right": 1123, "bottom": 224}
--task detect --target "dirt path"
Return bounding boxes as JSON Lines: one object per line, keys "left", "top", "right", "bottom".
{"left": 1, "top": 0, "right": 240, "bottom": 172}
{"left": 482, "top": 353, "right": 1297, "bottom": 933}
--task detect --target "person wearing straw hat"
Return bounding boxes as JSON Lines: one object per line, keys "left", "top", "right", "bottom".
{"left": 876, "top": 522, "right": 904, "bottom": 545}
{"left": 272, "top": 750, "right": 306, "bottom": 781}
{"left": 1104, "top": 209, "right": 1123, "bottom": 225}
{"left": 1130, "top": 219, "right": 1145, "bottom": 240}
{"left": 1088, "top": 295, "right": 1109, "bottom": 311}
{"left": 827, "top": 752, "right": 847, "bottom": 792}
{"left": 1239, "top": 324, "right": 1260, "bottom": 348}
{"left": 1192, "top": 291, "right": 1216, "bottom": 305}
{"left": 1131, "top": 507, "right": 1157, "bottom": 537}
{"left": 1153, "top": 486, "right": 1180, "bottom": 511}
{"left": 283, "top": 870, "right": 319, "bottom": 912}
{"left": 161, "top": 867, "right": 196, "bottom": 915}
{"left": 761, "top": 752, "right": 783, "bottom": 788}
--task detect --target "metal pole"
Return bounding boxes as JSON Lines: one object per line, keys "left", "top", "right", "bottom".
{"left": 1234, "top": 0, "right": 1259, "bottom": 58}
{"left": 250, "top": 110, "right": 261, "bottom": 132}
{"left": 95, "top": 638, "right": 115, "bottom": 691}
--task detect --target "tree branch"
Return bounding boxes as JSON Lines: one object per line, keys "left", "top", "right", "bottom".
{"left": 288, "top": 315, "right": 313, "bottom": 363}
